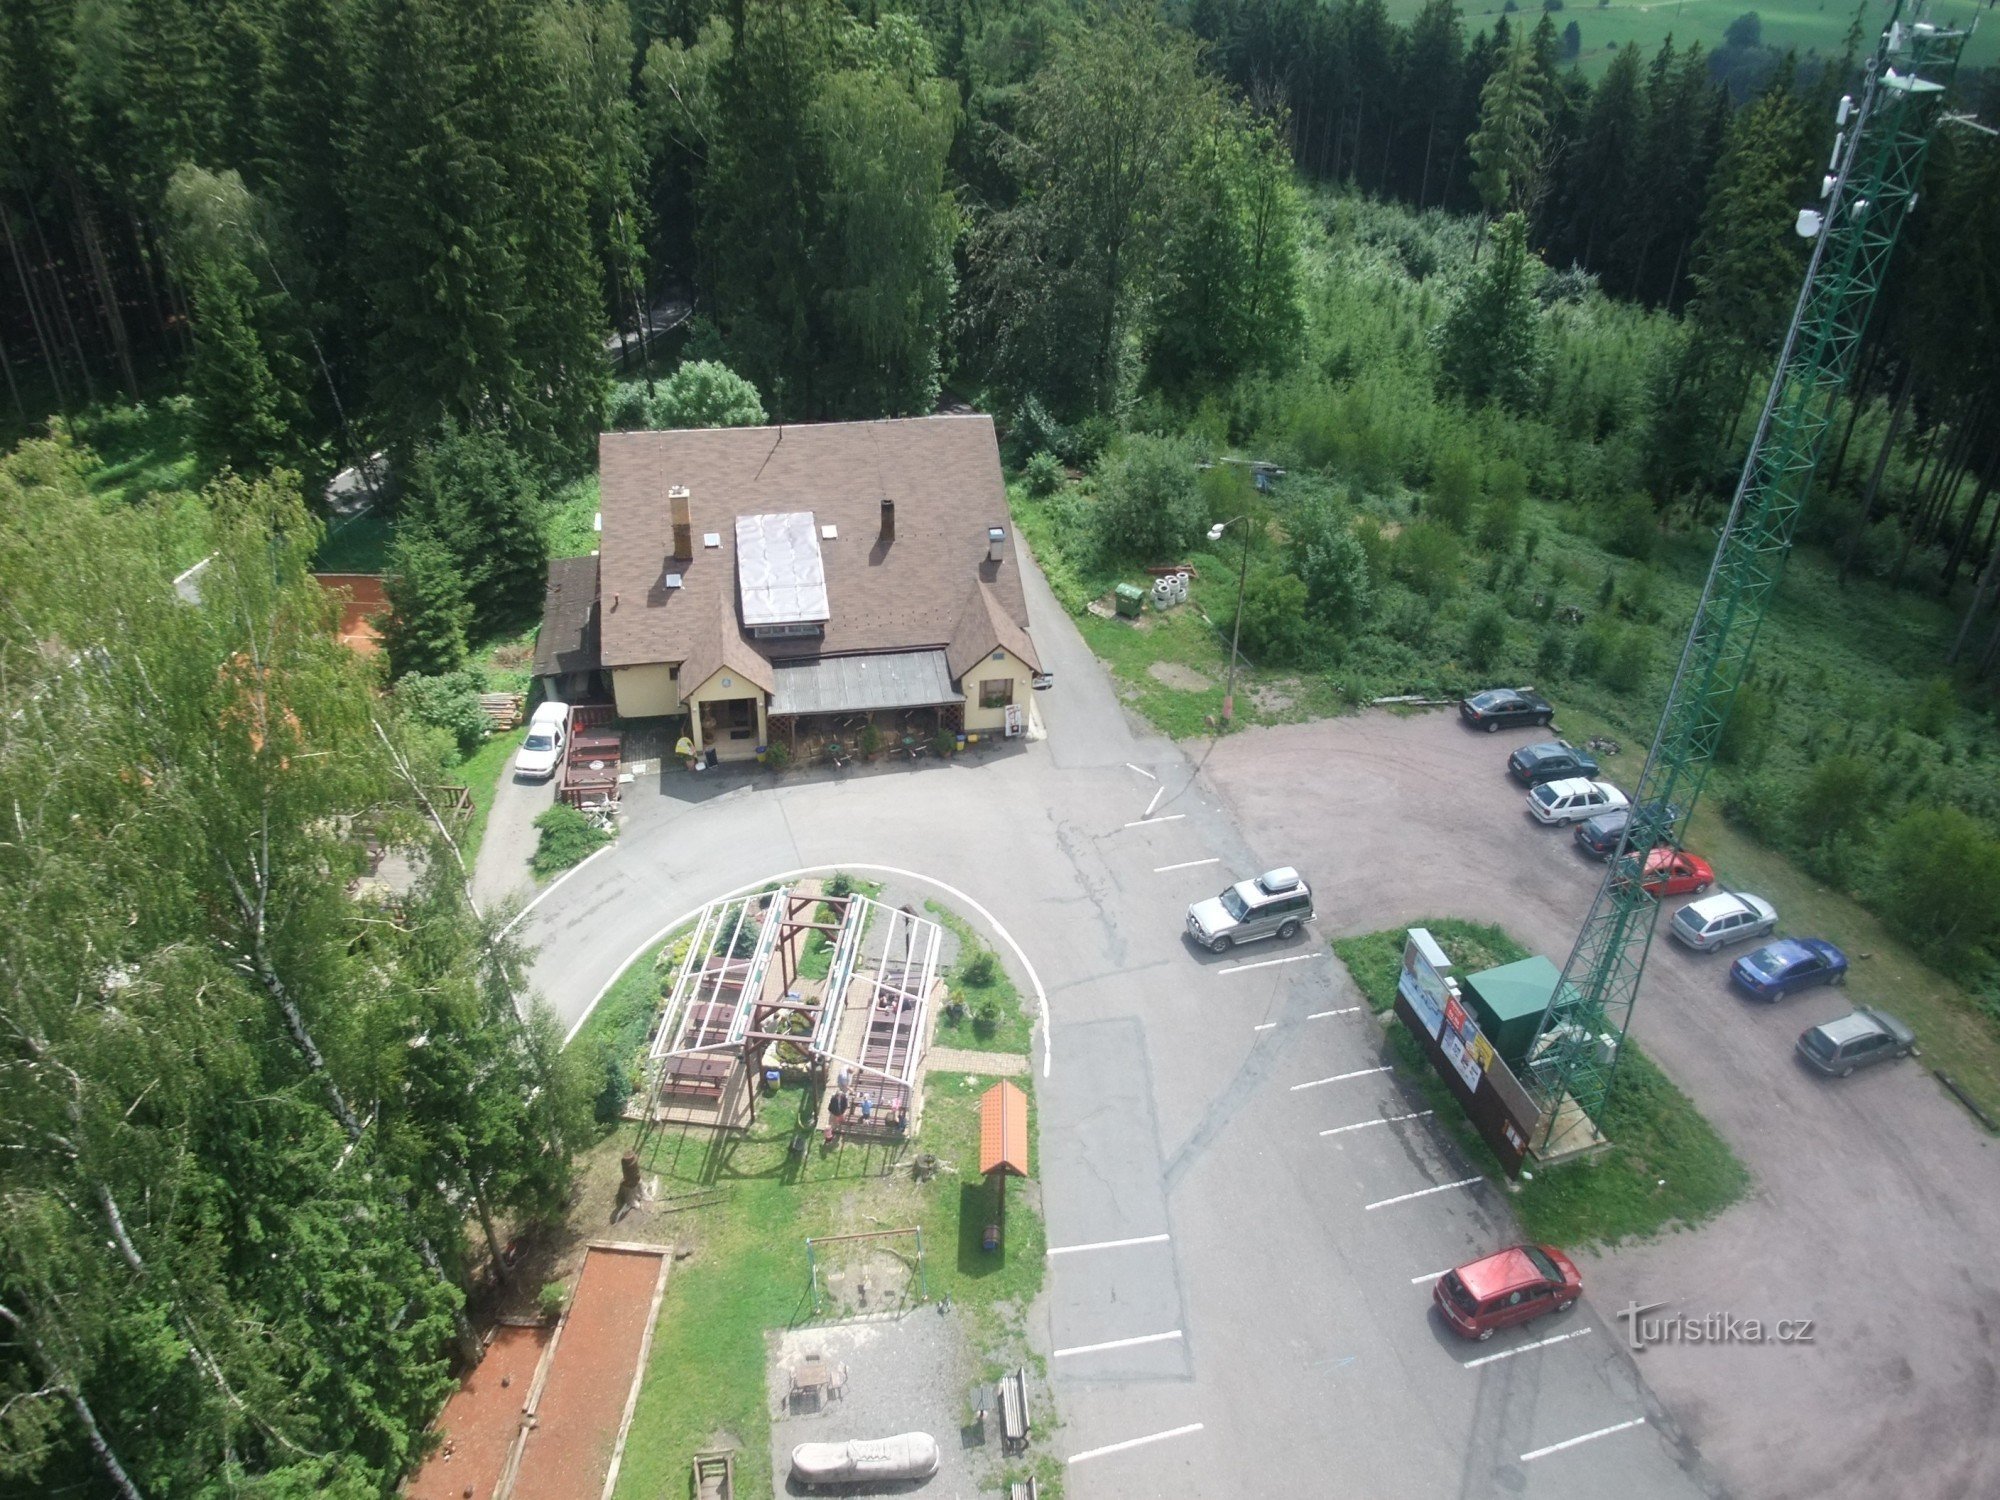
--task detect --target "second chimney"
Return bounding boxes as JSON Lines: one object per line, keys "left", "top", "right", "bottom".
{"left": 879, "top": 497, "right": 896, "bottom": 544}
{"left": 669, "top": 485, "right": 693, "bottom": 558}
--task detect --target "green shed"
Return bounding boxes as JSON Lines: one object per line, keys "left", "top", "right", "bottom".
{"left": 1463, "top": 955, "right": 1563, "bottom": 1068}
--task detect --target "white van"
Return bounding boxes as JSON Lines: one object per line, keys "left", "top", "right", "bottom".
{"left": 514, "top": 700, "right": 569, "bottom": 780}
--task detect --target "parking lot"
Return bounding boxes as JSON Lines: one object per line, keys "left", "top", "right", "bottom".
{"left": 509, "top": 536, "right": 1999, "bottom": 1499}
{"left": 1204, "top": 712, "right": 2000, "bottom": 1500}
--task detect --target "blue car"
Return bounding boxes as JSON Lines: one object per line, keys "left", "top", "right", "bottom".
{"left": 1731, "top": 938, "right": 1848, "bottom": 1000}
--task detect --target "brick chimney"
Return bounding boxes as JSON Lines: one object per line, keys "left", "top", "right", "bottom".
{"left": 669, "top": 485, "right": 692, "bottom": 559}
{"left": 879, "top": 497, "right": 896, "bottom": 544}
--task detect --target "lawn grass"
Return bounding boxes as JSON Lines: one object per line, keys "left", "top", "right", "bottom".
{"left": 547, "top": 474, "right": 602, "bottom": 559}
{"left": 1407, "top": 0, "right": 1997, "bottom": 76}
{"left": 925, "top": 901, "right": 1035, "bottom": 1054}
{"left": 456, "top": 726, "right": 525, "bottom": 870}
{"left": 1333, "top": 918, "right": 1531, "bottom": 1013}
{"left": 1336, "top": 922, "right": 1750, "bottom": 1246}
{"left": 74, "top": 396, "right": 204, "bottom": 507}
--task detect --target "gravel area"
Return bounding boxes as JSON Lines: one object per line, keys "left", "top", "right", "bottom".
{"left": 768, "top": 1312, "right": 993, "bottom": 1498}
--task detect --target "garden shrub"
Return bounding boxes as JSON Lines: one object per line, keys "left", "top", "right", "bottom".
{"left": 394, "top": 668, "right": 488, "bottom": 756}
{"left": 1604, "top": 491, "right": 1659, "bottom": 561}
{"left": 1238, "top": 569, "right": 1314, "bottom": 665}
{"left": 531, "top": 803, "right": 611, "bottom": 878}
{"left": 1090, "top": 434, "right": 1206, "bottom": 562}
{"left": 1464, "top": 606, "right": 1507, "bottom": 671}
{"left": 961, "top": 949, "right": 998, "bottom": 986}
{"left": 1024, "top": 450, "right": 1065, "bottom": 496}
{"left": 1393, "top": 521, "right": 1463, "bottom": 597}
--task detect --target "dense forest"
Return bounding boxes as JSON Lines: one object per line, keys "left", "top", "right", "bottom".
{"left": 4, "top": 0, "right": 2000, "bottom": 1493}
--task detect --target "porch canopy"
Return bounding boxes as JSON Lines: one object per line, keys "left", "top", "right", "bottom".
{"left": 769, "top": 650, "right": 964, "bottom": 716}
{"left": 979, "top": 1081, "right": 1030, "bottom": 1178}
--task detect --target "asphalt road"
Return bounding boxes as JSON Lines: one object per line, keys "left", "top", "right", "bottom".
{"left": 503, "top": 552, "right": 1721, "bottom": 1499}
{"left": 1205, "top": 715, "right": 2000, "bottom": 1500}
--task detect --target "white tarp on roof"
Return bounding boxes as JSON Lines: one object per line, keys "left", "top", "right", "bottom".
{"left": 736, "top": 511, "right": 830, "bottom": 626}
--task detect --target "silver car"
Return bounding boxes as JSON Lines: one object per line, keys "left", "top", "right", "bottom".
{"left": 1669, "top": 891, "right": 1778, "bottom": 952}
{"left": 1797, "top": 1008, "right": 1916, "bottom": 1077}
{"left": 1186, "top": 868, "right": 1314, "bottom": 954}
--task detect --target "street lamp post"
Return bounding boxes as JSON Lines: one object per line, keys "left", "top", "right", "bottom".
{"left": 1207, "top": 516, "right": 1252, "bottom": 724}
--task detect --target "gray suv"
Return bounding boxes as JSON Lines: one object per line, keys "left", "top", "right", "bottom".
{"left": 1186, "top": 868, "right": 1314, "bottom": 954}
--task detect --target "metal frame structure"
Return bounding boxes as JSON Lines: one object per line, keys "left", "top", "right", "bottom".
{"left": 1524, "top": 3, "right": 1969, "bottom": 1144}
{"left": 641, "top": 885, "right": 941, "bottom": 1130}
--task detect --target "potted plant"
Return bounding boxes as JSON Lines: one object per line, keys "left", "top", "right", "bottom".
{"left": 857, "top": 723, "right": 882, "bottom": 760}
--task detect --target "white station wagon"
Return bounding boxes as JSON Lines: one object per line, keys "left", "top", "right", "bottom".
{"left": 1670, "top": 892, "right": 1779, "bottom": 952}
{"left": 1526, "top": 778, "right": 1630, "bottom": 826}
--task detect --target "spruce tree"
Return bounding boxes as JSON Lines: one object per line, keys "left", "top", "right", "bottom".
{"left": 383, "top": 527, "right": 474, "bottom": 679}
{"left": 1467, "top": 34, "right": 1547, "bottom": 236}
{"left": 1434, "top": 211, "right": 1547, "bottom": 412}
{"left": 400, "top": 422, "right": 551, "bottom": 637}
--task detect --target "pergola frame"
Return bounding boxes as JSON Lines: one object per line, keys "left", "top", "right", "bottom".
{"left": 642, "top": 885, "right": 942, "bottom": 1122}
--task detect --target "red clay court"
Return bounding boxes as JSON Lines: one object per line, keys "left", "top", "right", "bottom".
{"left": 508, "top": 1244, "right": 670, "bottom": 1500}
{"left": 404, "top": 1323, "right": 551, "bottom": 1500}
{"left": 314, "top": 572, "right": 387, "bottom": 655}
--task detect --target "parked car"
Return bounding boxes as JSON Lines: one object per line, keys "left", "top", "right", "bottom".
{"left": 514, "top": 700, "right": 569, "bottom": 780}
{"left": 1797, "top": 1008, "right": 1916, "bottom": 1077}
{"left": 1508, "top": 740, "right": 1601, "bottom": 787}
{"left": 1526, "top": 778, "right": 1629, "bottom": 825}
{"left": 1186, "top": 867, "right": 1314, "bottom": 954}
{"left": 1669, "top": 891, "right": 1778, "bottom": 952}
{"left": 1572, "top": 800, "right": 1688, "bottom": 857}
{"left": 1732, "top": 938, "right": 1848, "bottom": 1000}
{"left": 1460, "top": 687, "right": 1554, "bottom": 732}
{"left": 1433, "top": 1244, "right": 1583, "bottom": 1342}
{"left": 1625, "top": 848, "right": 1715, "bottom": 898}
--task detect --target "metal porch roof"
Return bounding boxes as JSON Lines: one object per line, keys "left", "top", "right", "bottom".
{"left": 768, "top": 650, "right": 964, "bottom": 716}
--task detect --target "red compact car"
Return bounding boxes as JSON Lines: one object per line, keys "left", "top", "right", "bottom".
{"left": 1434, "top": 1244, "right": 1583, "bottom": 1341}
{"left": 1639, "top": 848, "right": 1713, "bottom": 898}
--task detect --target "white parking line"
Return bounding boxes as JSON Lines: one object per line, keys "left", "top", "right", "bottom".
{"left": 1221, "top": 952, "right": 1322, "bottom": 976}
{"left": 1154, "top": 857, "right": 1220, "bottom": 873}
{"left": 1290, "top": 1066, "right": 1393, "bottom": 1092}
{"left": 1320, "top": 1111, "right": 1432, "bottom": 1137}
{"left": 1463, "top": 1327, "right": 1593, "bottom": 1369}
{"left": 1143, "top": 785, "right": 1165, "bottom": 818}
{"left": 1308, "top": 1006, "right": 1360, "bottom": 1018}
{"left": 1124, "top": 814, "right": 1186, "bottom": 828}
{"left": 1125, "top": 763, "right": 1156, "bottom": 780}
{"left": 1253, "top": 1022, "right": 1277, "bottom": 1031}
{"left": 1068, "top": 1423, "right": 1205, "bottom": 1466}
{"left": 1365, "top": 1176, "right": 1484, "bottom": 1211}
{"left": 1053, "top": 1329, "right": 1184, "bottom": 1359}
{"left": 1411, "top": 1269, "right": 1449, "bottom": 1284}
{"left": 1520, "top": 1417, "right": 1647, "bottom": 1463}
{"left": 1047, "top": 1232, "right": 1171, "bottom": 1257}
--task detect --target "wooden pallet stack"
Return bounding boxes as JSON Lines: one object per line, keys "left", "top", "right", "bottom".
{"left": 479, "top": 692, "right": 524, "bottom": 731}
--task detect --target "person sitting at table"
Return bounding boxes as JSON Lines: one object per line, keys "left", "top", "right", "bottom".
{"left": 828, "top": 1091, "right": 848, "bottom": 1118}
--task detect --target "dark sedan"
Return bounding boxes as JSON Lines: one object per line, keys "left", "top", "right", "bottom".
{"left": 1572, "top": 800, "right": 1687, "bottom": 855}
{"left": 1732, "top": 938, "right": 1848, "bottom": 1000}
{"left": 1461, "top": 688, "right": 1554, "bottom": 732}
{"left": 1508, "top": 740, "right": 1600, "bottom": 786}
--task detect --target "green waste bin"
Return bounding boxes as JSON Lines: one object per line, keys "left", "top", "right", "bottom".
{"left": 1114, "top": 583, "right": 1145, "bottom": 618}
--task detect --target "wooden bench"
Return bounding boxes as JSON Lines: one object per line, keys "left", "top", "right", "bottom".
{"left": 1008, "top": 1482, "right": 1038, "bottom": 1500}
{"left": 691, "top": 1449, "right": 733, "bottom": 1499}
{"left": 999, "top": 1366, "right": 1031, "bottom": 1453}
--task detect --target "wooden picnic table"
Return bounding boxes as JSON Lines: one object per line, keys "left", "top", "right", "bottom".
{"left": 570, "top": 725, "right": 622, "bottom": 759}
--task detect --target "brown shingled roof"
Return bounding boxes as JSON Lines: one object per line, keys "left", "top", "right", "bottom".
{"left": 531, "top": 555, "right": 600, "bottom": 678}
{"left": 596, "top": 417, "right": 1033, "bottom": 679}
{"left": 946, "top": 578, "right": 1042, "bottom": 681}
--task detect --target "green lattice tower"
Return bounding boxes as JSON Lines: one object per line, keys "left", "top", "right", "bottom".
{"left": 1523, "top": 4, "right": 1968, "bottom": 1146}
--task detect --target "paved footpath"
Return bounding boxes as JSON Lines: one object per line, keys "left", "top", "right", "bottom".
{"left": 501, "top": 546, "right": 1724, "bottom": 1500}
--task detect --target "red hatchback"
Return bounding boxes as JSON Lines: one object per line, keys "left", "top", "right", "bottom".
{"left": 1638, "top": 848, "right": 1713, "bottom": 899}
{"left": 1434, "top": 1245, "right": 1583, "bottom": 1341}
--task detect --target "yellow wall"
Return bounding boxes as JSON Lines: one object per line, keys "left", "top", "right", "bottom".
{"left": 684, "top": 668, "right": 769, "bottom": 760}
{"left": 612, "top": 663, "right": 682, "bottom": 718}
{"left": 961, "top": 648, "right": 1035, "bottom": 734}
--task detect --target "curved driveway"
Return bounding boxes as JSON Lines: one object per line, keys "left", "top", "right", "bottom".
{"left": 509, "top": 554, "right": 1721, "bottom": 1500}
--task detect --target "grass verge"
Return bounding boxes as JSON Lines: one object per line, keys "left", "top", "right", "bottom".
{"left": 925, "top": 901, "right": 1034, "bottom": 1054}
{"left": 1336, "top": 922, "right": 1750, "bottom": 1247}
